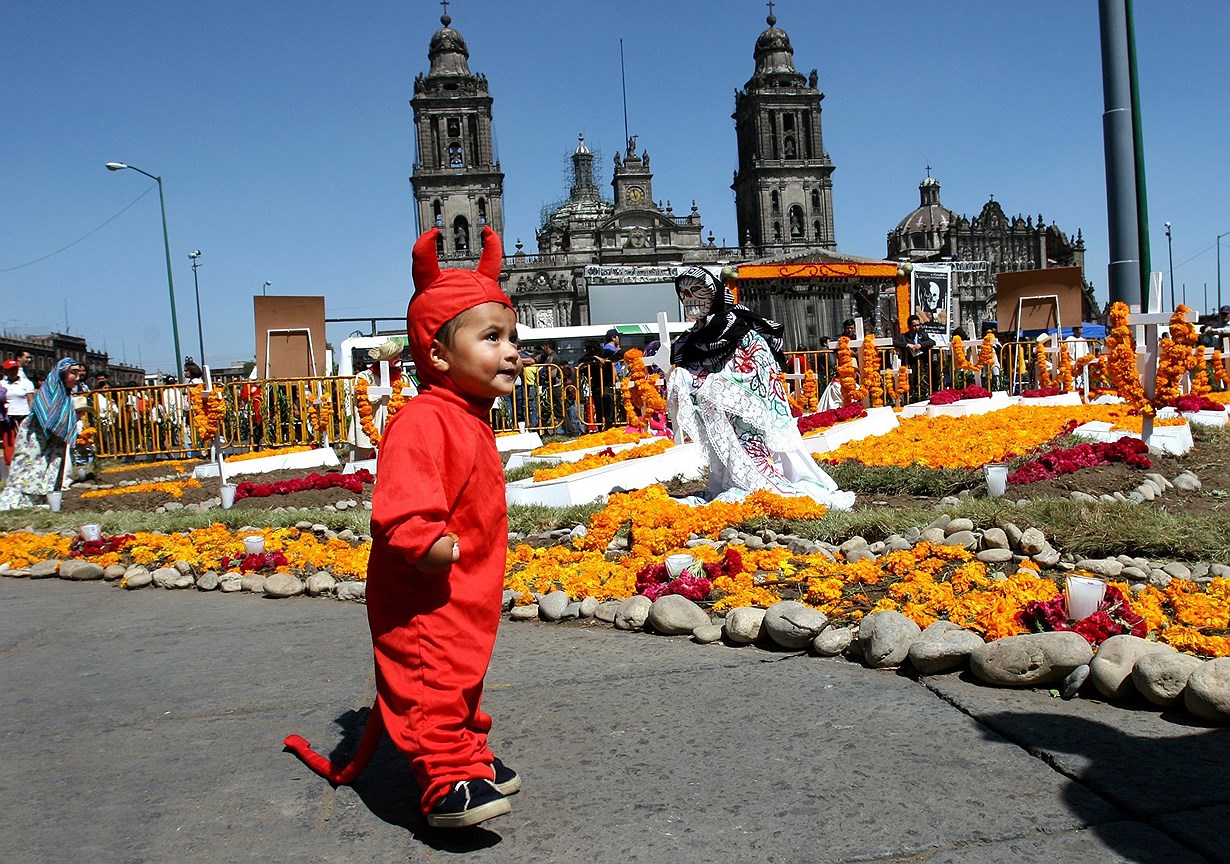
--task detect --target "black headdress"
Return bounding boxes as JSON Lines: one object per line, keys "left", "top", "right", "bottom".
{"left": 670, "top": 267, "right": 786, "bottom": 371}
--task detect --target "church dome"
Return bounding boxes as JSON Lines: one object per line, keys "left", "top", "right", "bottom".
{"left": 893, "top": 176, "right": 955, "bottom": 254}
{"left": 753, "top": 13, "right": 799, "bottom": 76}
{"left": 428, "top": 14, "right": 471, "bottom": 76}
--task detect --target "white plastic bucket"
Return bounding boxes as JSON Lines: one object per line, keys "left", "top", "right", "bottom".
{"left": 219, "top": 484, "right": 237, "bottom": 510}
{"left": 984, "top": 463, "right": 1009, "bottom": 497}
{"left": 242, "top": 535, "right": 265, "bottom": 556}
{"left": 1065, "top": 575, "right": 1107, "bottom": 621}
{"left": 80, "top": 523, "right": 102, "bottom": 542}
{"left": 665, "top": 554, "right": 695, "bottom": 578}
{"left": 47, "top": 491, "right": 62, "bottom": 512}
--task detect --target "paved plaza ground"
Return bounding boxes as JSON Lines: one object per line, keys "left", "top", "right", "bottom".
{"left": 2, "top": 578, "right": 1226, "bottom": 864}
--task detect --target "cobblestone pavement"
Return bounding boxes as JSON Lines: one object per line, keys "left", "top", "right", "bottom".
{"left": 1, "top": 578, "right": 1225, "bottom": 863}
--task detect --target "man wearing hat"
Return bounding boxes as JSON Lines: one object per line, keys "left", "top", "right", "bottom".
{"left": 348, "top": 339, "right": 414, "bottom": 458}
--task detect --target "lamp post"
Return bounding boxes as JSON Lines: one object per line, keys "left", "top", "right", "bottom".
{"left": 262, "top": 280, "right": 271, "bottom": 296}
{"left": 1219, "top": 231, "right": 1230, "bottom": 314}
{"left": 105, "top": 162, "right": 184, "bottom": 380}
{"left": 188, "top": 250, "right": 206, "bottom": 369}
{"left": 1164, "top": 222, "right": 1174, "bottom": 310}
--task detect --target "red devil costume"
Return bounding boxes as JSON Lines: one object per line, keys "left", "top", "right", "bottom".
{"left": 284, "top": 226, "right": 513, "bottom": 814}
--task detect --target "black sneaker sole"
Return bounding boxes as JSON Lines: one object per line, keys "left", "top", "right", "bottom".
{"left": 494, "top": 773, "right": 522, "bottom": 795}
{"left": 426, "top": 796, "right": 511, "bottom": 829}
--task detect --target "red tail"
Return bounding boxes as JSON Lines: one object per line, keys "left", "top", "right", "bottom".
{"left": 282, "top": 703, "right": 386, "bottom": 785}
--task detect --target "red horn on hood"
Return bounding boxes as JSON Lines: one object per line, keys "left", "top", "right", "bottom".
{"left": 476, "top": 225, "right": 502, "bottom": 281}
{"left": 411, "top": 228, "right": 442, "bottom": 293}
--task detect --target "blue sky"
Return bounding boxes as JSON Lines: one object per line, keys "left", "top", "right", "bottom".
{"left": 3, "top": 1, "right": 1227, "bottom": 375}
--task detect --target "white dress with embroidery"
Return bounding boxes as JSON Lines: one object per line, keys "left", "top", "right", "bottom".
{"left": 667, "top": 331, "right": 855, "bottom": 510}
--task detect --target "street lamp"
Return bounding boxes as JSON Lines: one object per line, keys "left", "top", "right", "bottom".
{"left": 1164, "top": 222, "right": 1174, "bottom": 310}
{"left": 1219, "top": 231, "right": 1230, "bottom": 314}
{"left": 188, "top": 250, "right": 206, "bottom": 369}
{"left": 262, "top": 280, "right": 272, "bottom": 296}
{"left": 106, "top": 162, "right": 184, "bottom": 380}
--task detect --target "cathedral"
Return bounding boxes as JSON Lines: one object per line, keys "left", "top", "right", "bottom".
{"left": 408, "top": 9, "right": 1089, "bottom": 341}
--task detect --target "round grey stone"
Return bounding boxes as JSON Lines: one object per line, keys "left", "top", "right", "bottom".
{"left": 971, "top": 631, "right": 1094, "bottom": 686}
{"left": 103, "top": 564, "right": 127, "bottom": 582}
{"left": 578, "top": 596, "right": 600, "bottom": 618}
{"left": 858, "top": 610, "right": 921, "bottom": 669}
{"left": 838, "top": 535, "right": 869, "bottom": 554}
{"left": 976, "top": 548, "right": 1015, "bottom": 564}
{"left": 943, "top": 530, "right": 978, "bottom": 550}
{"left": 594, "top": 600, "right": 622, "bottom": 623}
{"left": 240, "top": 573, "right": 267, "bottom": 594}
{"left": 1184, "top": 657, "right": 1230, "bottom": 722}
{"left": 335, "top": 581, "right": 366, "bottom": 602}
{"left": 919, "top": 527, "right": 947, "bottom": 544}
{"left": 945, "top": 517, "right": 975, "bottom": 535}
{"left": 980, "top": 527, "right": 1010, "bottom": 550}
{"left": 1076, "top": 558, "right": 1124, "bottom": 578}
{"left": 691, "top": 624, "right": 724, "bottom": 644}
{"left": 613, "top": 595, "right": 652, "bottom": 631}
{"left": 305, "top": 572, "right": 337, "bottom": 596}
{"left": 1089, "top": 635, "right": 1173, "bottom": 700}
{"left": 537, "top": 590, "right": 571, "bottom": 621}
{"left": 1133, "top": 651, "right": 1204, "bottom": 707}
{"left": 1019, "top": 527, "right": 1047, "bottom": 556}
{"left": 122, "top": 569, "right": 152, "bottom": 590}
{"left": 509, "top": 603, "right": 539, "bottom": 621}
{"left": 29, "top": 560, "right": 60, "bottom": 579}
{"left": 1061, "top": 664, "right": 1090, "bottom": 699}
{"left": 60, "top": 561, "right": 105, "bottom": 581}
{"left": 908, "top": 621, "right": 985, "bottom": 674}
{"left": 724, "top": 607, "right": 767, "bottom": 644}
{"left": 647, "top": 595, "right": 710, "bottom": 635}
{"left": 763, "top": 600, "right": 828, "bottom": 650}
{"left": 219, "top": 571, "right": 244, "bottom": 592}
{"left": 195, "top": 570, "right": 220, "bottom": 591}
{"left": 812, "top": 626, "right": 853, "bottom": 657}
{"left": 264, "top": 573, "right": 304, "bottom": 598}
{"left": 1162, "top": 561, "right": 1193, "bottom": 580}
{"left": 844, "top": 547, "right": 877, "bottom": 564}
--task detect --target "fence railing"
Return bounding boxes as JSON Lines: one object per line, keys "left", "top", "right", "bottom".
{"left": 82, "top": 337, "right": 1224, "bottom": 458}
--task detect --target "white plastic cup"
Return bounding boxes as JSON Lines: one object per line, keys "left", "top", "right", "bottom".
{"left": 1065, "top": 575, "right": 1107, "bottom": 621}
{"left": 984, "top": 463, "right": 1009, "bottom": 498}
{"left": 47, "top": 491, "right": 62, "bottom": 512}
{"left": 81, "top": 523, "right": 102, "bottom": 542}
{"left": 665, "top": 554, "right": 695, "bottom": 578}
{"left": 243, "top": 535, "right": 265, "bottom": 556}
{"left": 219, "top": 484, "right": 237, "bottom": 510}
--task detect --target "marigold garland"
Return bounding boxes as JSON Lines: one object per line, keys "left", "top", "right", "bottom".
{"left": 1213, "top": 349, "right": 1230, "bottom": 389}
{"left": 76, "top": 426, "right": 97, "bottom": 447}
{"left": 305, "top": 396, "right": 335, "bottom": 443}
{"left": 79, "top": 479, "right": 203, "bottom": 499}
{"left": 616, "top": 349, "right": 667, "bottom": 430}
{"left": 1104, "top": 301, "right": 1153, "bottom": 415}
{"left": 950, "top": 335, "right": 978, "bottom": 373}
{"left": 860, "top": 334, "right": 883, "bottom": 407}
{"left": 836, "top": 336, "right": 866, "bottom": 406}
{"left": 353, "top": 378, "right": 410, "bottom": 448}
{"left": 532, "top": 429, "right": 651, "bottom": 456}
{"left": 977, "top": 332, "right": 997, "bottom": 370}
{"left": 532, "top": 438, "right": 673, "bottom": 482}
{"left": 225, "top": 445, "right": 314, "bottom": 463}
{"left": 1034, "top": 339, "right": 1055, "bottom": 389}
{"left": 101, "top": 458, "right": 200, "bottom": 476}
{"left": 189, "top": 386, "right": 226, "bottom": 445}
{"left": 1057, "top": 341, "right": 1075, "bottom": 393}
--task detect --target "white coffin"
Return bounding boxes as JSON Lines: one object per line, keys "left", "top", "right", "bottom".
{"left": 505, "top": 442, "right": 706, "bottom": 508}
{"left": 804, "top": 407, "right": 900, "bottom": 454}
{"left": 1071, "top": 420, "right": 1193, "bottom": 456}
{"left": 194, "top": 447, "right": 340, "bottom": 479}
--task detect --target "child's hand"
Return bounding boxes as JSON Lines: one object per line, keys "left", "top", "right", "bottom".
{"left": 417, "top": 532, "right": 460, "bottom": 572}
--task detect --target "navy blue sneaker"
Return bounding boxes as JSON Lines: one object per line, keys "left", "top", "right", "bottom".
{"left": 492, "top": 756, "right": 521, "bottom": 795}
{"left": 426, "top": 779, "right": 510, "bottom": 829}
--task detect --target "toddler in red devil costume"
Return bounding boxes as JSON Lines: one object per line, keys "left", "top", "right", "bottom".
{"left": 285, "top": 225, "right": 522, "bottom": 828}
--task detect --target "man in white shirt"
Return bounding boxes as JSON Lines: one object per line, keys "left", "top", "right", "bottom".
{"left": 1065, "top": 323, "right": 1091, "bottom": 361}
{"left": 3, "top": 359, "right": 35, "bottom": 470}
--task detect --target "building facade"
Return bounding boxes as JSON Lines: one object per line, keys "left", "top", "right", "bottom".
{"left": 887, "top": 174, "right": 1095, "bottom": 334}
{"left": 409, "top": 11, "right": 504, "bottom": 255}
{"left": 731, "top": 12, "right": 836, "bottom": 257}
{"left": 0, "top": 333, "right": 145, "bottom": 387}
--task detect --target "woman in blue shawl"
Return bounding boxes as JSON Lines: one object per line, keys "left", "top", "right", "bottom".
{"left": 0, "top": 358, "right": 85, "bottom": 510}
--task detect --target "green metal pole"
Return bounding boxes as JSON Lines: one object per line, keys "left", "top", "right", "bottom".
{"left": 1125, "top": 0, "right": 1152, "bottom": 308}
{"left": 154, "top": 178, "right": 185, "bottom": 381}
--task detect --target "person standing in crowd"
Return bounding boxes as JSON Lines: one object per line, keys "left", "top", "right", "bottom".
{"left": 1065, "top": 323, "right": 1090, "bottom": 361}
{"left": 183, "top": 360, "right": 205, "bottom": 385}
{"left": 349, "top": 340, "right": 408, "bottom": 459}
{"left": 536, "top": 340, "right": 565, "bottom": 434}
{"left": 16, "top": 350, "right": 33, "bottom": 385}
{"left": 578, "top": 340, "right": 616, "bottom": 429}
{"left": 0, "top": 359, "right": 84, "bottom": 510}
{"left": 2, "top": 359, "right": 34, "bottom": 471}
{"left": 895, "top": 315, "right": 936, "bottom": 401}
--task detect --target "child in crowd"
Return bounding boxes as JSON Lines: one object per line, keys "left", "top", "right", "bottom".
{"left": 285, "top": 225, "right": 522, "bottom": 828}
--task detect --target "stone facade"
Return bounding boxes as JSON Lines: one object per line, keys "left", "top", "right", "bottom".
{"left": 887, "top": 175, "right": 1096, "bottom": 334}
{"left": 731, "top": 12, "right": 836, "bottom": 257}
{"left": 0, "top": 332, "right": 144, "bottom": 387}
{"left": 409, "top": 11, "right": 504, "bottom": 256}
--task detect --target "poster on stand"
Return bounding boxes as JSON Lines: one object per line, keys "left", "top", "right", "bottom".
{"left": 911, "top": 264, "right": 952, "bottom": 344}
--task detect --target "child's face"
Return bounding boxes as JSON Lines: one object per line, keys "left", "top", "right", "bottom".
{"left": 429, "top": 302, "right": 520, "bottom": 399}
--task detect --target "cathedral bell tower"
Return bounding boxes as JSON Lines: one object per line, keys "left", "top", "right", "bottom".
{"left": 410, "top": 10, "right": 504, "bottom": 258}
{"left": 731, "top": 10, "right": 836, "bottom": 255}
